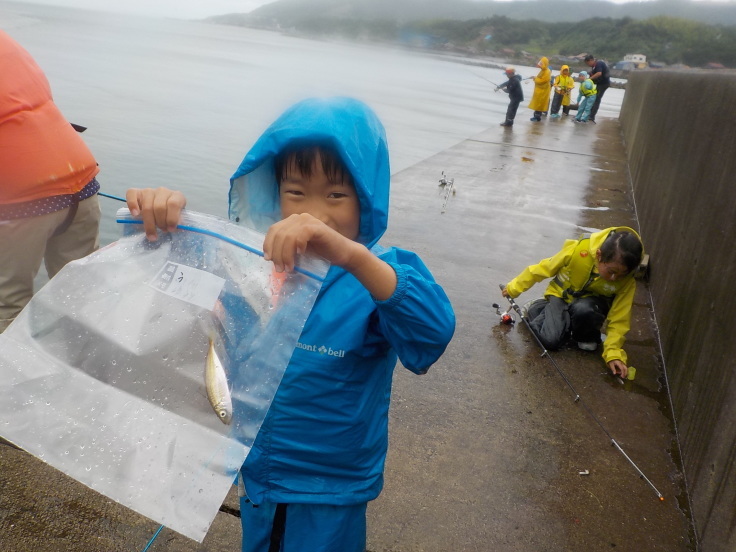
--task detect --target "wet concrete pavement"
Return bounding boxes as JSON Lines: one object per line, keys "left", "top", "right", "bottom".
{"left": 0, "top": 115, "right": 694, "bottom": 551}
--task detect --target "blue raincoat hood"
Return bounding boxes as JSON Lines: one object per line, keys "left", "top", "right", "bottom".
{"left": 228, "top": 97, "right": 390, "bottom": 250}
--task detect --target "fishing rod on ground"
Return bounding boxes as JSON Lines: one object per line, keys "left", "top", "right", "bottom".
{"left": 141, "top": 525, "right": 164, "bottom": 551}
{"left": 438, "top": 171, "right": 455, "bottom": 213}
{"left": 493, "top": 284, "right": 665, "bottom": 501}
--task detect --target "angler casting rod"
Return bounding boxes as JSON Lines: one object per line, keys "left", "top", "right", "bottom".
{"left": 495, "top": 284, "right": 665, "bottom": 501}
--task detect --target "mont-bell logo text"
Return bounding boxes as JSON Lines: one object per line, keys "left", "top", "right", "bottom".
{"left": 296, "top": 341, "right": 346, "bottom": 358}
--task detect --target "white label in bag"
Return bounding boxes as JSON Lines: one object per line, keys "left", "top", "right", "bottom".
{"left": 150, "top": 261, "right": 225, "bottom": 311}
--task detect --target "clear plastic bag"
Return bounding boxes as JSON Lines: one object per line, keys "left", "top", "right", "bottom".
{"left": 0, "top": 209, "right": 327, "bottom": 541}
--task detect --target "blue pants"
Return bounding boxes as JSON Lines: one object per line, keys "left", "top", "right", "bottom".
{"left": 240, "top": 498, "right": 367, "bottom": 552}
{"left": 576, "top": 95, "right": 596, "bottom": 122}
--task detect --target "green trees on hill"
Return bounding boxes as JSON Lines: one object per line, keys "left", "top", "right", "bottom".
{"left": 405, "top": 15, "right": 735, "bottom": 67}
{"left": 242, "top": 13, "right": 735, "bottom": 67}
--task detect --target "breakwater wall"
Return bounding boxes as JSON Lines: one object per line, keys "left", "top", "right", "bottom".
{"left": 619, "top": 70, "right": 736, "bottom": 552}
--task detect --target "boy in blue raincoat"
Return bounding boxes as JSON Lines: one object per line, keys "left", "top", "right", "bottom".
{"left": 126, "top": 97, "right": 456, "bottom": 552}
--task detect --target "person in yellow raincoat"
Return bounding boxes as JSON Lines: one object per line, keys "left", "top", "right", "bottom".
{"left": 528, "top": 56, "right": 551, "bottom": 122}
{"left": 501, "top": 227, "right": 644, "bottom": 379}
{"left": 549, "top": 65, "right": 575, "bottom": 118}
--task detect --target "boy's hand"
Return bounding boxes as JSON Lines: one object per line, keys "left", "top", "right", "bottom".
{"left": 263, "top": 213, "right": 398, "bottom": 300}
{"left": 263, "top": 213, "right": 356, "bottom": 273}
{"left": 607, "top": 359, "right": 628, "bottom": 379}
{"left": 126, "top": 187, "right": 187, "bottom": 241}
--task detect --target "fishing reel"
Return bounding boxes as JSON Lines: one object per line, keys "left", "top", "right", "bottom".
{"left": 492, "top": 303, "right": 516, "bottom": 325}
{"left": 438, "top": 171, "right": 453, "bottom": 188}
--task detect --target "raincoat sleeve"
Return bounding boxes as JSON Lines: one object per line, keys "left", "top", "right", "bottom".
{"left": 374, "top": 249, "right": 455, "bottom": 375}
{"left": 602, "top": 277, "right": 636, "bottom": 365}
{"left": 528, "top": 65, "right": 552, "bottom": 112}
{"left": 505, "top": 239, "right": 578, "bottom": 298}
{"left": 534, "top": 69, "right": 550, "bottom": 85}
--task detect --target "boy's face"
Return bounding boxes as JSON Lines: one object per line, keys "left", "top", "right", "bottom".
{"left": 595, "top": 250, "right": 629, "bottom": 282}
{"left": 279, "top": 153, "right": 361, "bottom": 241}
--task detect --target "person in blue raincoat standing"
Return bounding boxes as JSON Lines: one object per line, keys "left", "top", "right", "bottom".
{"left": 574, "top": 71, "right": 597, "bottom": 123}
{"left": 126, "top": 97, "right": 456, "bottom": 552}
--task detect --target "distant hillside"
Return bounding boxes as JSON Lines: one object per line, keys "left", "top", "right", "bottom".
{"left": 209, "top": 0, "right": 736, "bottom": 26}
{"left": 206, "top": 0, "right": 736, "bottom": 68}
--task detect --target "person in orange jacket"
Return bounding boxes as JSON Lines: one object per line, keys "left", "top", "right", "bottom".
{"left": 0, "top": 30, "right": 101, "bottom": 332}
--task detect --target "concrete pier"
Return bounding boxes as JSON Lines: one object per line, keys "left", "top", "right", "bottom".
{"left": 620, "top": 70, "right": 736, "bottom": 552}
{"left": 0, "top": 114, "right": 694, "bottom": 551}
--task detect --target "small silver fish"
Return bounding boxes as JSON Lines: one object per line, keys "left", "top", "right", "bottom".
{"left": 205, "top": 338, "right": 233, "bottom": 425}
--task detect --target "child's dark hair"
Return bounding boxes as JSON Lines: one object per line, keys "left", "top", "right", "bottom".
{"left": 274, "top": 143, "right": 352, "bottom": 187}
{"left": 599, "top": 231, "right": 643, "bottom": 273}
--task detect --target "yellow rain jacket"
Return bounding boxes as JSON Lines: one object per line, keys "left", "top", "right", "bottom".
{"left": 553, "top": 65, "right": 575, "bottom": 106}
{"left": 528, "top": 57, "right": 551, "bottom": 112}
{"left": 505, "top": 227, "right": 643, "bottom": 365}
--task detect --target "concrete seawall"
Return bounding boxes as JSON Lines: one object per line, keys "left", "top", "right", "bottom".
{"left": 620, "top": 70, "right": 736, "bottom": 552}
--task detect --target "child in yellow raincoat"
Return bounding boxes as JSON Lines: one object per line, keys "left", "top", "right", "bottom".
{"left": 528, "top": 57, "right": 551, "bottom": 122}
{"left": 501, "top": 227, "right": 644, "bottom": 379}
{"left": 549, "top": 65, "right": 575, "bottom": 118}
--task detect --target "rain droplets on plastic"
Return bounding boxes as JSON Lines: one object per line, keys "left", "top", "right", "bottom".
{"left": 0, "top": 209, "right": 328, "bottom": 542}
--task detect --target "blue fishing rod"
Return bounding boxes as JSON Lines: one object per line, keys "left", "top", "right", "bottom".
{"left": 98, "top": 191, "right": 126, "bottom": 202}
{"left": 141, "top": 525, "right": 164, "bottom": 551}
{"left": 98, "top": 192, "right": 325, "bottom": 281}
{"left": 99, "top": 188, "right": 171, "bottom": 551}
{"left": 495, "top": 284, "right": 665, "bottom": 501}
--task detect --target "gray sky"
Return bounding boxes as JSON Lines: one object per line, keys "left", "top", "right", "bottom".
{"left": 9, "top": 0, "right": 735, "bottom": 19}
{"left": 10, "top": 0, "right": 275, "bottom": 19}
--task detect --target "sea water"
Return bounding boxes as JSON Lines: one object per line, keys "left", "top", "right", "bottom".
{"left": 1, "top": 0, "right": 624, "bottom": 247}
